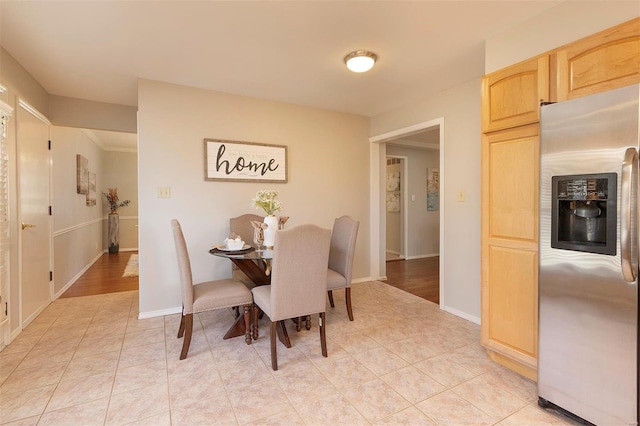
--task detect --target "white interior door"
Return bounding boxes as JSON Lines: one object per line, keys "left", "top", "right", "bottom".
{"left": 17, "top": 101, "right": 51, "bottom": 327}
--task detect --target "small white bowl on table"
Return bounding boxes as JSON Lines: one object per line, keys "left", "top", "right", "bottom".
{"left": 224, "top": 237, "right": 245, "bottom": 250}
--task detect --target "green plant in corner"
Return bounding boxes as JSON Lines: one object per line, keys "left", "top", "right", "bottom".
{"left": 103, "top": 187, "right": 130, "bottom": 214}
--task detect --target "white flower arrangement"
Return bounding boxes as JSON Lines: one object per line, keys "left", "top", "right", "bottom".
{"left": 251, "top": 190, "right": 282, "bottom": 216}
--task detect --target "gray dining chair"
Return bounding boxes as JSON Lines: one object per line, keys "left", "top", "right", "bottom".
{"left": 229, "top": 214, "right": 264, "bottom": 287}
{"left": 171, "top": 219, "right": 253, "bottom": 360}
{"left": 251, "top": 224, "right": 331, "bottom": 370}
{"left": 327, "top": 215, "right": 359, "bottom": 321}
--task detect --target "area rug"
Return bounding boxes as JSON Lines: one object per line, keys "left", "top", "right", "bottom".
{"left": 122, "top": 254, "right": 139, "bottom": 278}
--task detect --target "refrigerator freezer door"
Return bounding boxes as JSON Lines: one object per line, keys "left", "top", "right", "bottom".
{"left": 539, "top": 84, "right": 639, "bottom": 425}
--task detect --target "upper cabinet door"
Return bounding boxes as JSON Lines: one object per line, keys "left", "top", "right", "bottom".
{"left": 556, "top": 18, "right": 639, "bottom": 101}
{"left": 482, "top": 55, "right": 550, "bottom": 133}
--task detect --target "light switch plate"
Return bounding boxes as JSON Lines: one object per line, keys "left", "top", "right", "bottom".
{"left": 457, "top": 190, "right": 465, "bottom": 202}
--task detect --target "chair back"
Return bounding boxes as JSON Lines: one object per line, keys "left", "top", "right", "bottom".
{"left": 171, "top": 219, "right": 194, "bottom": 313}
{"left": 328, "top": 216, "right": 359, "bottom": 284}
{"left": 230, "top": 214, "right": 264, "bottom": 245}
{"left": 270, "top": 224, "right": 331, "bottom": 321}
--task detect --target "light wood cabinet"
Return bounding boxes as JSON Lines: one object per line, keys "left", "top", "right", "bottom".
{"left": 481, "top": 125, "right": 539, "bottom": 380}
{"left": 481, "top": 55, "right": 549, "bottom": 133}
{"left": 556, "top": 18, "right": 640, "bottom": 101}
{"left": 481, "top": 18, "right": 640, "bottom": 381}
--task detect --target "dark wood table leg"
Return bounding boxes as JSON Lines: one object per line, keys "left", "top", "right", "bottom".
{"left": 276, "top": 320, "right": 291, "bottom": 348}
{"left": 223, "top": 309, "right": 246, "bottom": 340}
{"left": 220, "top": 257, "right": 292, "bottom": 347}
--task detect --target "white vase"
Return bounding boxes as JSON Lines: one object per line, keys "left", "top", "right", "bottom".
{"left": 263, "top": 215, "right": 278, "bottom": 248}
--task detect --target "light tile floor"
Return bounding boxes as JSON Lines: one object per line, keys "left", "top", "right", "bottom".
{"left": 0, "top": 281, "right": 578, "bottom": 425}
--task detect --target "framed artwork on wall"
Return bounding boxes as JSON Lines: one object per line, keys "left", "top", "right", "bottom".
{"left": 204, "top": 139, "right": 288, "bottom": 182}
{"left": 427, "top": 168, "right": 439, "bottom": 211}
{"left": 77, "top": 154, "right": 88, "bottom": 194}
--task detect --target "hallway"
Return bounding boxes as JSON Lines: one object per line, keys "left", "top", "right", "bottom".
{"left": 383, "top": 257, "right": 439, "bottom": 304}
{"left": 60, "top": 252, "right": 138, "bottom": 298}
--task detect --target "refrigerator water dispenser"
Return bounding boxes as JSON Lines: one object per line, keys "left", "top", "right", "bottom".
{"left": 551, "top": 173, "right": 617, "bottom": 255}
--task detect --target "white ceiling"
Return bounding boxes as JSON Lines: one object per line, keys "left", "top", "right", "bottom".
{"left": 1, "top": 0, "right": 565, "bottom": 120}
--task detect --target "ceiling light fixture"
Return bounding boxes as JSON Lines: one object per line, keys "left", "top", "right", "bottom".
{"left": 344, "top": 50, "right": 378, "bottom": 73}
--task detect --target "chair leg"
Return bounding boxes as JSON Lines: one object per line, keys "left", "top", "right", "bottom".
{"left": 177, "top": 312, "right": 185, "bottom": 338}
{"left": 328, "top": 290, "right": 335, "bottom": 308}
{"left": 243, "top": 305, "right": 251, "bottom": 345}
{"left": 345, "top": 288, "right": 354, "bottom": 321}
{"left": 252, "top": 305, "right": 259, "bottom": 340}
{"left": 319, "top": 312, "right": 327, "bottom": 358}
{"left": 179, "top": 313, "right": 193, "bottom": 360}
{"left": 270, "top": 321, "right": 278, "bottom": 370}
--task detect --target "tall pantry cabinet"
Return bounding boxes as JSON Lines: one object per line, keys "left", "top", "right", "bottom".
{"left": 481, "top": 18, "right": 639, "bottom": 381}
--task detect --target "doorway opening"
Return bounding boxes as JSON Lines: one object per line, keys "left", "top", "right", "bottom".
{"left": 385, "top": 156, "right": 407, "bottom": 262}
{"left": 51, "top": 126, "right": 139, "bottom": 299}
{"left": 370, "top": 117, "right": 444, "bottom": 307}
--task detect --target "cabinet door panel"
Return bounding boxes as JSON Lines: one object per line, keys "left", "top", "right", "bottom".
{"left": 557, "top": 18, "right": 639, "bottom": 100}
{"left": 487, "top": 130, "right": 538, "bottom": 242}
{"left": 488, "top": 245, "right": 538, "bottom": 359}
{"left": 482, "top": 55, "right": 549, "bottom": 132}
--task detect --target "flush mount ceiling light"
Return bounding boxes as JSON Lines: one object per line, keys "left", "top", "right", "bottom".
{"left": 344, "top": 50, "right": 378, "bottom": 73}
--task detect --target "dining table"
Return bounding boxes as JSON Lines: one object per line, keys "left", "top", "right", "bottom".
{"left": 209, "top": 246, "right": 292, "bottom": 348}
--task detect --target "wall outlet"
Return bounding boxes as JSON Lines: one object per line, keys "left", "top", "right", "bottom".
{"left": 457, "top": 190, "right": 465, "bottom": 202}
{"left": 157, "top": 187, "right": 171, "bottom": 198}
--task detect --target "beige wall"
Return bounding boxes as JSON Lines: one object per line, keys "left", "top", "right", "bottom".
{"left": 371, "top": 79, "right": 482, "bottom": 321}
{"left": 51, "top": 126, "right": 104, "bottom": 296}
{"left": 49, "top": 95, "right": 137, "bottom": 134}
{"left": 0, "top": 48, "right": 49, "bottom": 115}
{"left": 137, "top": 79, "right": 370, "bottom": 317}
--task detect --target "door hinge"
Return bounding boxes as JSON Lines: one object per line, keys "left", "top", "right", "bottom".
{"left": 49, "top": 271, "right": 53, "bottom": 281}
{"left": 48, "top": 140, "right": 51, "bottom": 150}
{"left": 49, "top": 206, "right": 52, "bottom": 215}
{"left": 4, "top": 302, "right": 7, "bottom": 316}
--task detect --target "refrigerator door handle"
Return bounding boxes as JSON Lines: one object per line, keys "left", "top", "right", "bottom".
{"left": 620, "top": 147, "right": 638, "bottom": 282}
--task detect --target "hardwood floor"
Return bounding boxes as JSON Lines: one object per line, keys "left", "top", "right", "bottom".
{"left": 60, "top": 251, "right": 436, "bottom": 304}
{"left": 383, "top": 256, "right": 439, "bottom": 304}
{"left": 60, "top": 251, "right": 138, "bottom": 298}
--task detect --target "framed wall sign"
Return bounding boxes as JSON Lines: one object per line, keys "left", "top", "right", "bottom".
{"left": 204, "top": 139, "right": 288, "bottom": 182}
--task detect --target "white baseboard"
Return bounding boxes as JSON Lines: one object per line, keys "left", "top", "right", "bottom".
{"left": 138, "top": 306, "right": 181, "bottom": 320}
{"left": 352, "top": 277, "right": 374, "bottom": 284}
{"left": 442, "top": 305, "right": 480, "bottom": 325}
{"left": 21, "top": 300, "right": 51, "bottom": 329}
{"left": 405, "top": 253, "right": 439, "bottom": 260}
{"left": 53, "top": 251, "right": 104, "bottom": 300}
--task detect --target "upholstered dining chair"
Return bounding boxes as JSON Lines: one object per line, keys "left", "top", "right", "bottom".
{"left": 251, "top": 224, "right": 331, "bottom": 370}
{"left": 229, "top": 214, "right": 264, "bottom": 287}
{"left": 171, "top": 219, "right": 253, "bottom": 360}
{"left": 327, "top": 215, "right": 359, "bottom": 321}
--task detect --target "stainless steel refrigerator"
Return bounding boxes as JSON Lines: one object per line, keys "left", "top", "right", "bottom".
{"left": 539, "top": 83, "right": 640, "bottom": 425}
